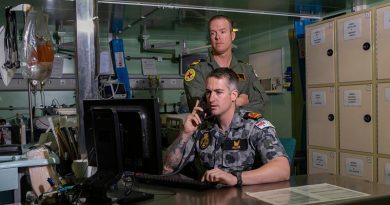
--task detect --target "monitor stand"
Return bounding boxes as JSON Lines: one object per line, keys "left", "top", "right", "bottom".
{"left": 82, "top": 171, "right": 154, "bottom": 204}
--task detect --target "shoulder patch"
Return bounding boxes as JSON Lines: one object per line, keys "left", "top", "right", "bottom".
{"left": 244, "top": 112, "right": 262, "bottom": 120}
{"left": 255, "top": 120, "right": 275, "bottom": 129}
{"left": 190, "top": 59, "right": 201, "bottom": 66}
{"left": 184, "top": 68, "right": 196, "bottom": 81}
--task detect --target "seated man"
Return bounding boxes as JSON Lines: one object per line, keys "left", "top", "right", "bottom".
{"left": 163, "top": 68, "right": 290, "bottom": 186}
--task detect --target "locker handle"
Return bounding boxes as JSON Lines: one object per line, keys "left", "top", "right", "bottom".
{"left": 362, "top": 42, "right": 370, "bottom": 51}
{"left": 327, "top": 49, "right": 333, "bottom": 56}
{"left": 328, "top": 114, "right": 334, "bottom": 121}
{"left": 363, "top": 114, "right": 371, "bottom": 123}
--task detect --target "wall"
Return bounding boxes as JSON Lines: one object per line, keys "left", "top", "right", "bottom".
{"left": 235, "top": 25, "right": 293, "bottom": 137}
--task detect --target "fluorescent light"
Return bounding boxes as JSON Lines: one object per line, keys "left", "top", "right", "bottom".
{"left": 98, "top": 0, "right": 321, "bottom": 19}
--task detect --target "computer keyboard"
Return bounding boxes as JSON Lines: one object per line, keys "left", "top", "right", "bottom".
{"left": 133, "top": 173, "right": 217, "bottom": 190}
{"left": 116, "top": 190, "right": 154, "bottom": 204}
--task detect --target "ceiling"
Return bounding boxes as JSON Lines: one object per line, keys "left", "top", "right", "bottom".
{"left": 0, "top": 0, "right": 389, "bottom": 42}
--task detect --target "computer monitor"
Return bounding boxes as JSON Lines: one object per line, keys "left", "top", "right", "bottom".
{"left": 84, "top": 99, "right": 163, "bottom": 175}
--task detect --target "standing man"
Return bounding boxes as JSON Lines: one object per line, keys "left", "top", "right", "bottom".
{"left": 184, "top": 15, "right": 267, "bottom": 114}
{"left": 164, "top": 68, "right": 289, "bottom": 186}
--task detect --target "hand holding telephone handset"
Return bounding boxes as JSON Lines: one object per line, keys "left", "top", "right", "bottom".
{"left": 182, "top": 97, "right": 212, "bottom": 137}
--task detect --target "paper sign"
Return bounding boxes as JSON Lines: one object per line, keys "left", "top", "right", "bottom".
{"left": 384, "top": 87, "right": 390, "bottom": 101}
{"left": 346, "top": 158, "right": 363, "bottom": 177}
{"left": 384, "top": 10, "right": 390, "bottom": 30}
{"left": 311, "top": 91, "right": 326, "bottom": 106}
{"left": 311, "top": 27, "right": 325, "bottom": 46}
{"left": 142, "top": 58, "right": 157, "bottom": 75}
{"left": 384, "top": 163, "right": 390, "bottom": 184}
{"left": 313, "top": 152, "right": 328, "bottom": 170}
{"left": 344, "top": 18, "right": 362, "bottom": 40}
{"left": 51, "top": 54, "right": 64, "bottom": 78}
{"left": 344, "top": 90, "right": 362, "bottom": 106}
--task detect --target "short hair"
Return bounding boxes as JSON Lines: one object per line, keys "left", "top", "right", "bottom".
{"left": 208, "top": 15, "right": 234, "bottom": 32}
{"left": 206, "top": 68, "right": 238, "bottom": 91}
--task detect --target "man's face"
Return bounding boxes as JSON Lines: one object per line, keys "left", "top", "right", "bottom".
{"left": 205, "top": 77, "right": 237, "bottom": 116}
{"left": 209, "top": 18, "right": 236, "bottom": 55}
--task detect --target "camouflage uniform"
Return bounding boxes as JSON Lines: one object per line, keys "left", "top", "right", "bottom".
{"left": 184, "top": 55, "right": 268, "bottom": 114}
{"left": 179, "top": 109, "right": 288, "bottom": 173}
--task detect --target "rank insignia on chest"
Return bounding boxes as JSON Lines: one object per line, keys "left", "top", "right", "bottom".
{"left": 244, "top": 112, "right": 262, "bottom": 120}
{"left": 222, "top": 139, "right": 248, "bottom": 150}
{"left": 199, "top": 132, "right": 210, "bottom": 150}
{"left": 236, "top": 73, "right": 246, "bottom": 81}
{"left": 185, "top": 68, "right": 196, "bottom": 82}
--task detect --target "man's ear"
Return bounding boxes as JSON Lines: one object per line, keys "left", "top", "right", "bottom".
{"left": 231, "top": 89, "right": 238, "bottom": 102}
{"left": 231, "top": 31, "right": 236, "bottom": 41}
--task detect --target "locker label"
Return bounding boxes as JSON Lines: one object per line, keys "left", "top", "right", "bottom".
{"left": 384, "top": 163, "right": 390, "bottom": 184}
{"left": 385, "top": 87, "right": 390, "bottom": 101}
{"left": 346, "top": 158, "right": 363, "bottom": 176}
{"left": 344, "top": 90, "right": 361, "bottom": 106}
{"left": 311, "top": 91, "right": 326, "bottom": 106}
{"left": 313, "top": 152, "right": 328, "bottom": 169}
{"left": 384, "top": 10, "right": 390, "bottom": 30}
{"left": 344, "top": 18, "right": 362, "bottom": 40}
{"left": 311, "top": 27, "right": 325, "bottom": 46}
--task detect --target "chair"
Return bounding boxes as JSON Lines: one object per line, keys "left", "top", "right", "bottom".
{"left": 279, "top": 137, "right": 296, "bottom": 172}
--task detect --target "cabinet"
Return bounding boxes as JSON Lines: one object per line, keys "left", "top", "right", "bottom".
{"left": 306, "top": 3, "right": 390, "bottom": 183}
{"left": 307, "top": 87, "right": 336, "bottom": 148}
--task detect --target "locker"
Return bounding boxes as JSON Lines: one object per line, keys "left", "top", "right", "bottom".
{"left": 378, "top": 158, "right": 390, "bottom": 185}
{"left": 340, "top": 152, "right": 374, "bottom": 181}
{"left": 337, "top": 11, "right": 372, "bottom": 82}
{"left": 306, "top": 21, "right": 336, "bottom": 84}
{"left": 378, "top": 83, "right": 390, "bottom": 155}
{"left": 307, "top": 87, "right": 336, "bottom": 148}
{"left": 308, "top": 149, "right": 337, "bottom": 174}
{"left": 375, "top": 5, "right": 390, "bottom": 79}
{"left": 339, "top": 85, "right": 373, "bottom": 152}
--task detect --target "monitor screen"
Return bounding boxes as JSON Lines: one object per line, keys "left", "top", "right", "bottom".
{"left": 84, "top": 99, "right": 163, "bottom": 175}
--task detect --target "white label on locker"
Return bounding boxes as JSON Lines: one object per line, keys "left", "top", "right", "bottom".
{"left": 384, "top": 164, "right": 390, "bottom": 184}
{"left": 344, "top": 90, "right": 362, "bottom": 106}
{"left": 385, "top": 87, "right": 390, "bottom": 101}
{"left": 313, "top": 152, "right": 328, "bottom": 169}
{"left": 311, "top": 91, "right": 326, "bottom": 106}
{"left": 344, "top": 18, "right": 362, "bottom": 40}
{"left": 346, "top": 158, "right": 363, "bottom": 176}
{"left": 311, "top": 27, "right": 325, "bottom": 45}
{"left": 384, "top": 11, "right": 390, "bottom": 30}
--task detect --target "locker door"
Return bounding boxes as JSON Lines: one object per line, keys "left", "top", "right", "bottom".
{"left": 376, "top": 6, "right": 390, "bottom": 79}
{"left": 308, "top": 149, "right": 337, "bottom": 174}
{"left": 339, "top": 85, "right": 373, "bottom": 152}
{"left": 378, "top": 158, "right": 390, "bottom": 185}
{"left": 306, "top": 22, "right": 335, "bottom": 84}
{"left": 337, "top": 11, "right": 372, "bottom": 82}
{"left": 307, "top": 87, "right": 336, "bottom": 148}
{"left": 378, "top": 83, "right": 390, "bottom": 155}
{"left": 340, "top": 153, "right": 373, "bottom": 182}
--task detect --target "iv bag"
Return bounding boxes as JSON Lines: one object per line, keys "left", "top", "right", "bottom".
{"left": 21, "top": 10, "right": 54, "bottom": 81}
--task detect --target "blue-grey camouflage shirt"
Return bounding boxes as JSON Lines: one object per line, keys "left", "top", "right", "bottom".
{"left": 180, "top": 109, "right": 288, "bottom": 173}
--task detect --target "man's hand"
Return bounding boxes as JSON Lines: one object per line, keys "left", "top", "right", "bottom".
{"left": 235, "top": 93, "right": 249, "bottom": 107}
{"left": 182, "top": 100, "right": 204, "bottom": 137}
{"left": 201, "top": 168, "right": 237, "bottom": 186}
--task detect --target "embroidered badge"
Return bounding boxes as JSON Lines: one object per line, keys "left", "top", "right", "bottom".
{"left": 185, "top": 68, "right": 196, "bottom": 82}
{"left": 244, "top": 112, "right": 262, "bottom": 120}
{"left": 191, "top": 59, "right": 201, "bottom": 65}
{"left": 255, "top": 120, "right": 275, "bottom": 129}
{"left": 199, "top": 132, "right": 210, "bottom": 150}
{"left": 232, "top": 140, "right": 241, "bottom": 150}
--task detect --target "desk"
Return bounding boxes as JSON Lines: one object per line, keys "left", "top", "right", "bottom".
{"left": 120, "top": 174, "right": 390, "bottom": 205}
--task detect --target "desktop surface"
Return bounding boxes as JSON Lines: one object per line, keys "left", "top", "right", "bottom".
{"left": 108, "top": 173, "right": 390, "bottom": 205}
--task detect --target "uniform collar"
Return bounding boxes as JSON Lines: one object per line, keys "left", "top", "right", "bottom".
{"left": 210, "top": 108, "right": 245, "bottom": 132}
{"left": 208, "top": 54, "right": 239, "bottom": 68}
